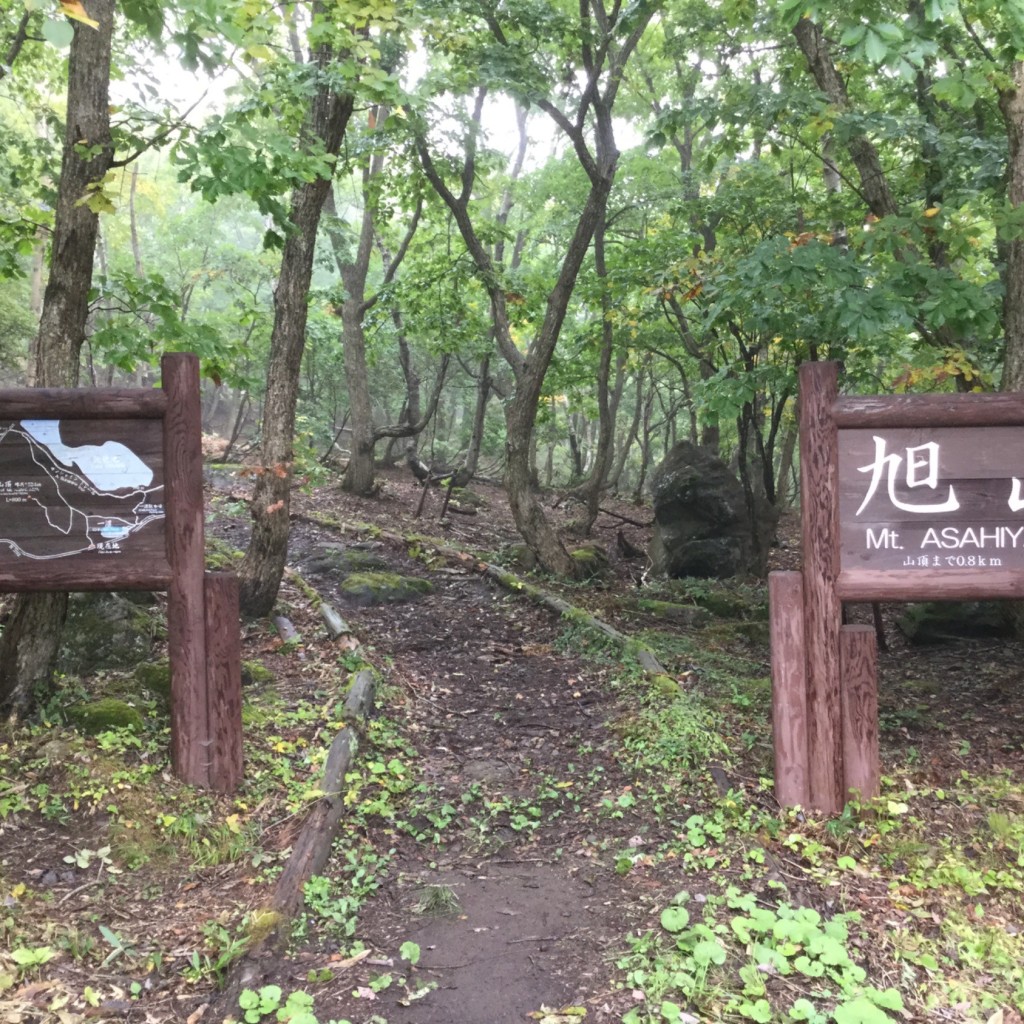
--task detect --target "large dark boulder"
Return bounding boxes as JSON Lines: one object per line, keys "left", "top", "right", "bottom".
{"left": 648, "top": 442, "right": 756, "bottom": 578}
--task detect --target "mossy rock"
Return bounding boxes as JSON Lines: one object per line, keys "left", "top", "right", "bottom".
{"left": 898, "top": 601, "right": 1013, "bottom": 644}
{"left": 58, "top": 593, "right": 161, "bottom": 675}
{"left": 452, "top": 487, "right": 486, "bottom": 508}
{"left": 499, "top": 544, "right": 537, "bottom": 572}
{"left": 571, "top": 544, "right": 611, "bottom": 579}
{"left": 633, "top": 599, "right": 711, "bottom": 628}
{"left": 651, "top": 674, "right": 683, "bottom": 700}
{"left": 338, "top": 571, "right": 433, "bottom": 607}
{"left": 303, "top": 544, "right": 390, "bottom": 575}
{"left": 731, "top": 620, "right": 771, "bottom": 645}
{"left": 664, "top": 581, "right": 767, "bottom": 620}
{"left": 134, "top": 660, "right": 171, "bottom": 703}
{"left": 66, "top": 698, "right": 145, "bottom": 735}
{"left": 242, "top": 660, "right": 275, "bottom": 686}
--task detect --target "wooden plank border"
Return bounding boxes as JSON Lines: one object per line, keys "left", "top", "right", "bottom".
{"left": 0, "top": 389, "right": 167, "bottom": 419}
{"left": 834, "top": 392, "right": 1024, "bottom": 428}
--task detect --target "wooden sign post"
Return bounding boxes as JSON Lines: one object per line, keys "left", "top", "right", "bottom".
{"left": 771, "top": 361, "right": 1024, "bottom": 813}
{"left": 0, "top": 352, "right": 242, "bottom": 792}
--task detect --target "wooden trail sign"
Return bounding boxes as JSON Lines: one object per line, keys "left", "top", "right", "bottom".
{"left": 0, "top": 353, "right": 242, "bottom": 792}
{"left": 770, "top": 361, "right": 1024, "bottom": 814}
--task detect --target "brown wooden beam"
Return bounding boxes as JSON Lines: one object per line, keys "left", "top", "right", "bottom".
{"left": 769, "top": 571, "right": 810, "bottom": 808}
{"left": 840, "top": 624, "right": 879, "bottom": 802}
{"left": 0, "top": 388, "right": 168, "bottom": 419}
{"left": 800, "top": 361, "right": 844, "bottom": 815}
{"left": 834, "top": 392, "right": 1024, "bottom": 429}
{"left": 0, "top": 567, "right": 171, "bottom": 591}
{"left": 837, "top": 568, "right": 1024, "bottom": 601}
{"left": 205, "top": 571, "right": 243, "bottom": 793}
{"left": 163, "top": 352, "right": 210, "bottom": 788}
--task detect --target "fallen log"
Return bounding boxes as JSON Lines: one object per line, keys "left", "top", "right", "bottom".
{"left": 272, "top": 615, "right": 299, "bottom": 644}
{"left": 207, "top": 702, "right": 369, "bottom": 1018}
{"left": 344, "top": 668, "right": 376, "bottom": 719}
{"left": 320, "top": 601, "right": 351, "bottom": 639}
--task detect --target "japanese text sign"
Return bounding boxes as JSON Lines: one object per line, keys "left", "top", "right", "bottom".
{"left": 839, "top": 427, "right": 1024, "bottom": 572}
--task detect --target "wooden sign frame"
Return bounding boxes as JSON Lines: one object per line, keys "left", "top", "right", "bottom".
{"left": 0, "top": 353, "right": 242, "bottom": 792}
{"left": 770, "top": 361, "right": 1024, "bottom": 814}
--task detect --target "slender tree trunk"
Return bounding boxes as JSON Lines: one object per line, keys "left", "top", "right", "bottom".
{"left": 0, "top": 0, "right": 114, "bottom": 716}
{"left": 632, "top": 374, "right": 656, "bottom": 504}
{"left": 792, "top": 17, "right": 899, "bottom": 220}
{"left": 417, "top": 3, "right": 653, "bottom": 575}
{"left": 571, "top": 210, "right": 622, "bottom": 536}
{"left": 609, "top": 370, "right": 644, "bottom": 492}
{"left": 238, "top": 12, "right": 355, "bottom": 616}
{"left": 567, "top": 410, "right": 585, "bottom": 482}
{"left": 338, "top": 147, "right": 382, "bottom": 495}
{"left": 462, "top": 355, "right": 491, "bottom": 479}
{"left": 1000, "top": 63, "right": 1024, "bottom": 391}
{"left": 326, "top": 161, "right": 423, "bottom": 495}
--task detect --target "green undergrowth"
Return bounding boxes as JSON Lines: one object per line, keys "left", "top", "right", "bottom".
{"left": 0, "top": 625, "right": 434, "bottom": 1020}
{"left": 558, "top": 578, "right": 1024, "bottom": 1021}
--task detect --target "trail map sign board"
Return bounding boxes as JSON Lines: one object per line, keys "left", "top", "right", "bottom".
{"left": 0, "top": 354, "right": 242, "bottom": 792}
{"left": 770, "top": 361, "right": 1024, "bottom": 815}
{"left": 0, "top": 418, "right": 166, "bottom": 572}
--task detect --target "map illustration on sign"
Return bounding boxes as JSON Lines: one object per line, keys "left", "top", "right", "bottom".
{"left": 0, "top": 418, "right": 165, "bottom": 564}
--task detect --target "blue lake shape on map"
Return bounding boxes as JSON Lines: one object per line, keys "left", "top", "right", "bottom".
{"left": 20, "top": 419, "right": 154, "bottom": 491}
{"left": 100, "top": 521, "right": 131, "bottom": 540}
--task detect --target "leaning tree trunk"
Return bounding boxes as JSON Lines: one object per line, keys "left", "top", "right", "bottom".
{"left": 0, "top": 0, "right": 114, "bottom": 716}
{"left": 238, "top": 19, "right": 355, "bottom": 617}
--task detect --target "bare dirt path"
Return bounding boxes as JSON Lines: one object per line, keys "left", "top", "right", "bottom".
{"left": 268, "top": 499, "right": 673, "bottom": 1024}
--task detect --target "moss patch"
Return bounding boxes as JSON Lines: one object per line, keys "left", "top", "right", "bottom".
{"left": 339, "top": 571, "right": 433, "bottom": 607}
{"left": 570, "top": 544, "right": 610, "bottom": 579}
{"left": 58, "top": 593, "right": 161, "bottom": 674}
{"left": 134, "top": 660, "right": 171, "bottom": 704}
{"left": 632, "top": 599, "right": 711, "bottom": 628}
{"left": 304, "top": 545, "right": 389, "bottom": 575}
{"left": 66, "top": 698, "right": 145, "bottom": 735}
{"left": 452, "top": 487, "right": 486, "bottom": 508}
{"left": 242, "top": 660, "right": 275, "bottom": 686}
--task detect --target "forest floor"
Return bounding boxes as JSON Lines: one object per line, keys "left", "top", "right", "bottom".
{"left": 3, "top": 467, "right": 1024, "bottom": 1024}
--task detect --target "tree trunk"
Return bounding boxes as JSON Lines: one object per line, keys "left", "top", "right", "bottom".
{"left": 792, "top": 17, "right": 900, "bottom": 220}
{"left": 462, "top": 356, "right": 491, "bottom": 480}
{"left": 632, "top": 373, "right": 656, "bottom": 503}
{"left": 238, "top": 13, "right": 355, "bottom": 617}
{"left": 327, "top": 148, "right": 423, "bottom": 495}
{"left": 571, "top": 210, "right": 624, "bottom": 536}
{"left": 609, "top": 369, "right": 644, "bottom": 493}
{"left": 0, "top": 0, "right": 114, "bottom": 716}
{"left": 338, "top": 151, "right": 382, "bottom": 495}
{"left": 1000, "top": 63, "right": 1024, "bottom": 391}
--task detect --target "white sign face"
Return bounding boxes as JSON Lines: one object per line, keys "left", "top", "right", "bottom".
{"left": 0, "top": 419, "right": 165, "bottom": 567}
{"left": 839, "top": 427, "right": 1024, "bottom": 571}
